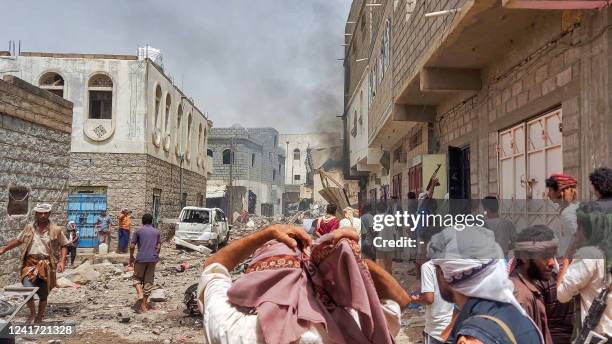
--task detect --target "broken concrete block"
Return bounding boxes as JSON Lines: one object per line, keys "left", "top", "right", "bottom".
{"left": 67, "top": 261, "right": 100, "bottom": 284}
{"left": 56, "top": 277, "right": 76, "bottom": 288}
{"left": 150, "top": 288, "right": 166, "bottom": 302}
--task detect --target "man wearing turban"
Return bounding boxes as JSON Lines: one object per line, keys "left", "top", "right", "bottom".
{"left": 0, "top": 203, "right": 68, "bottom": 323}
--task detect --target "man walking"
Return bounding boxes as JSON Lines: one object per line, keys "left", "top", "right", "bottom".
{"left": 129, "top": 213, "right": 160, "bottom": 313}
{"left": 95, "top": 210, "right": 112, "bottom": 251}
{"left": 118, "top": 208, "right": 132, "bottom": 254}
{"left": 0, "top": 203, "right": 68, "bottom": 323}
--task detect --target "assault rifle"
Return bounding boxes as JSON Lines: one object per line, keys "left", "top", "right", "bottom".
{"left": 426, "top": 164, "right": 442, "bottom": 192}
{"left": 576, "top": 279, "right": 611, "bottom": 344}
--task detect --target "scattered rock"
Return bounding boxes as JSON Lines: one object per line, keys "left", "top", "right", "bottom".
{"left": 118, "top": 311, "right": 131, "bottom": 323}
{"left": 56, "top": 277, "right": 76, "bottom": 288}
{"left": 67, "top": 261, "right": 100, "bottom": 284}
{"left": 152, "top": 328, "right": 161, "bottom": 335}
{"left": 150, "top": 288, "right": 166, "bottom": 302}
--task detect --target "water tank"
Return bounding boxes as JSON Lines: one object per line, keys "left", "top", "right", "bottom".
{"left": 138, "top": 46, "right": 163, "bottom": 65}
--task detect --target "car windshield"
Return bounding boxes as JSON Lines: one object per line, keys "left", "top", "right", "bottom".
{"left": 180, "top": 209, "right": 210, "bottom": 224}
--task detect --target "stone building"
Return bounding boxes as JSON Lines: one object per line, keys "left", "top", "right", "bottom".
{"left": 207, "top": 126, "right": 284, "bottom": 217}
{"left": 0, "top": 49, "right": 211, "bottom": 245}
{"left": 0, "top": 75, "right": 73, "bottom": 284}
{"left": 344, "top": 1, "right": 612, "bottom": 217}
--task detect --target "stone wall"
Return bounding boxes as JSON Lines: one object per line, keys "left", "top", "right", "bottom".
{"left": 69, "top": 153, "right": 207, "bottom": 245}
{"left": 0, "top": 76, "right": 73, "bottom": 284}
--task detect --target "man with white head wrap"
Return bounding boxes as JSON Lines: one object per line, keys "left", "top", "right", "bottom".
{"left": 0, "top": 203, "right": 68, "bottom": 323}
{"left": 427, "top": 226, "right": 543, "bottom": 344}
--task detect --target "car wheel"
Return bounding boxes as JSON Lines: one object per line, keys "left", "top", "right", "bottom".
{"left": 211, "top": 238, "right": 219, "bottom": 252}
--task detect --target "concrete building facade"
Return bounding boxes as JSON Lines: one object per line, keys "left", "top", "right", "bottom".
{"left": 0, "top": 50, "right": 211, "bottom": 243}
{"left": 208, "top": 127, "right": 284, "bottom": 216}
{"left": 344, "top": 1, "right": 612, "bottom": 225}
{"left": 0, "top": 75, "right": 73, "bottom": 284}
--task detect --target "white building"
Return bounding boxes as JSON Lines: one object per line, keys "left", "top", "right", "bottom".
{"left": 0, "top": 49, "right": 211, "bottom": 244}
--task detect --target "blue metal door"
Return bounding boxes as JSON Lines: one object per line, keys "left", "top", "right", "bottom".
{"left": 67, "top": 194, "right": 107, "bottom": 248}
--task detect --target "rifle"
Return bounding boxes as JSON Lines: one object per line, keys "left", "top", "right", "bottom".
{"left": 576, "top": 279, "right": 611, "bottom": 344}
{"left": 426, "top": 164, "right": 442, "bottom": 192}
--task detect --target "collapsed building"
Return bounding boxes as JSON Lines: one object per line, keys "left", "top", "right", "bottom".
{"left": 280, "top": 133, "right": 359, "bottom": 215}
{"left": 0, "top": 48, "right": 211, "bottom": 246}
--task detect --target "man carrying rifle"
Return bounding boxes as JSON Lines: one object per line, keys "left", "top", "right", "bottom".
{"left": 557, "top": 201, "right": 612, "bottom": 342}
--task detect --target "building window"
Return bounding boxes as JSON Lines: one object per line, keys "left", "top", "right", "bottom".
{"left": 207, "top": 149, "right": 213, "bottom": 157}
{"left": 498, "top": 109, "right": 563, "bottom": 200}
{"left": 294, "top": 175, "right": 301, "bottom": 181}
{"left": 88, "top": 74, "right": 113, "bottom": 119}
{"left": 352, "top": 110, "right": 357, "bottom": 137}
{"left": 39, "top": 72, "right": 64, "bottom": 98}
{"left": 187, "top": 113, "right": 193, "bottom": 147}
{"left": 274, "top": 136, "right": 278, "bottom": 147}
{"left": 7, "top": 186, "right": 29, "bottom": 215}
{"left": 223, "top": 149, "right": 231, "bottom": 164}
{"left": 198, "top": 124, "right": 203, "bottom": 154}
{"left": 252, "top": 153, "right": 256, "bottom": 167}
{"left": 293, "top": 148, "right": 300, "bottom": 160}
{"left": 273, "top": 169, "right": 276, "bottom": 181}
{"left": 154, "top": 86, "right": 162, "bottom": 128}
{"left": 406, "top": 0, "right": 416, "bottom": 22}
{"left": 177, "top": 105, "right": 183, "bottom": 139}
{"left": 165, "top": 94, "right": 172, "bottom": 132}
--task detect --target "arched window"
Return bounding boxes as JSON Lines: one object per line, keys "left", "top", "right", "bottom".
{"left": 207, "top": 149, "right": 213, "bottom": 157}
{"left": 154, "top": 85, "right": 162, "bottom": 127}
{"left": 222, "top": 149, "right": 231, "bottom": 165}
{"left": 39, "top": 72, "right": 64, "bottom": 98}
{"left": 177, "top": 105, "right": 183, "bottom": 136}
{"left": 187, "top": 113, "right": 193, "bottom": 147}
{"left": 293, "top": 148, "right": 300, "bottom": 160}
{"left": 198, "top": 124, "right": 203, "bottom": 153}
{"left": 164, "top": 94, "right": 172, "bottom": 132}
{"left": 88, "top": 74, "right": 113, "bottom": 119}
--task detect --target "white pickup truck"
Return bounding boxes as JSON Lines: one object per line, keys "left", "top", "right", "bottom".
{"left": 174, "top": 207, "right": 230, "bottom": 252}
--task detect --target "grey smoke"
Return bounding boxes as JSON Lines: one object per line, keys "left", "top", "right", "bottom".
{"left": 2, "top": 0, "right": 350, "bottom": 134}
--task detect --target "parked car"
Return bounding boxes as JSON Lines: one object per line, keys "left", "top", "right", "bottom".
{"left": 174, "top": 207, "right": 230, "bottom": 252}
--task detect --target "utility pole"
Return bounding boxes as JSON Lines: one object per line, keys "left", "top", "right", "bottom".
{"left": 228, "top": 135, "right": 234, "bottom": 223}
{"left": 285, "top": 141, "right": 290, "bottom": 184}
{"left": 179, "top": 153, "right": 184, "bottom": 208}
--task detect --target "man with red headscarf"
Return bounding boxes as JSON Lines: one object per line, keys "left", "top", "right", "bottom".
{"left": 198, "top": 225, "right": 410, "bottom": 344}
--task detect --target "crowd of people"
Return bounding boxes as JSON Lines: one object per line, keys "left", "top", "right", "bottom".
{"left": 197, "top": 167, "right": 612, "bottom": 343}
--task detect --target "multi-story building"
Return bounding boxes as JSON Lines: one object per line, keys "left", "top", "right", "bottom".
{"left": 345, "top": 0, "right": 612, "bottom": 225}
{"left": 0, "top": 75, "right": 73, "bottom": 283}
{"left": 0, "top": 49, "right": 211, "bottom": 244}
{"left": 207, "top": 127, "right": 284, "bottom": 217}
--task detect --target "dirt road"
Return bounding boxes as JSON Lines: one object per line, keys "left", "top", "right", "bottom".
{"left": 10, "top": 226, "right": 424, "bottom": 344}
